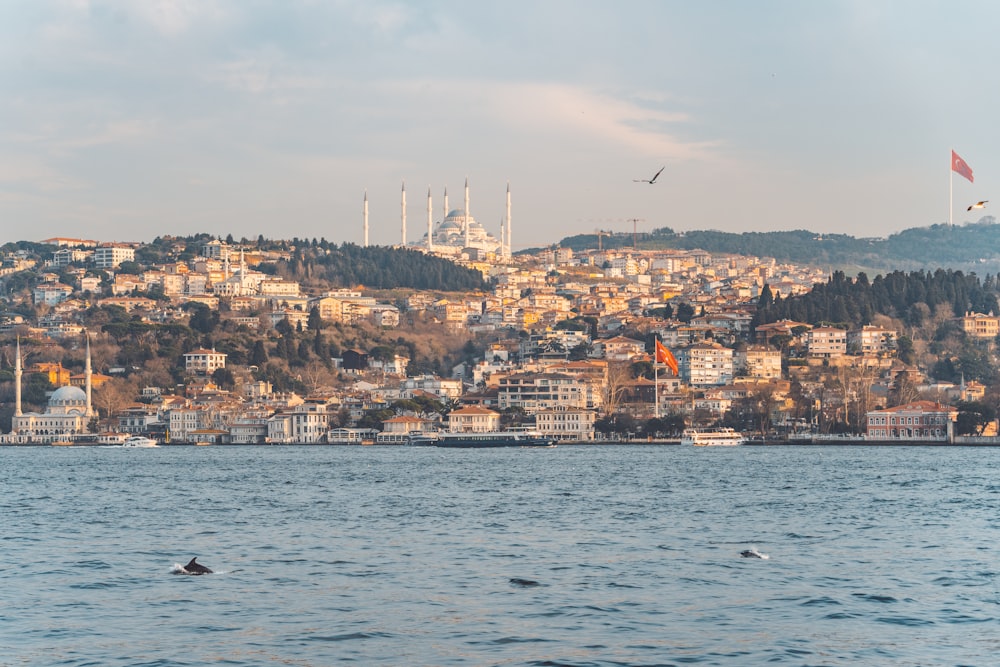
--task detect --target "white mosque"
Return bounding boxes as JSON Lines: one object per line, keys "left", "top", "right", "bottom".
{"left": 365, "top": 178, "right": 513, "bottom": 258}
{"left": 2, "top": 335, "right": 95, "bottom": 444}
{"left": 421, "top": 206, "right": 501, "bottom": 254}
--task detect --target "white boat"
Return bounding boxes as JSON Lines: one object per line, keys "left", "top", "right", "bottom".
{"left": 122, "top": 436, "right": 159, "bottom": 448}
{"left": 681, "top": 428, "right": 745, "bottom": 447}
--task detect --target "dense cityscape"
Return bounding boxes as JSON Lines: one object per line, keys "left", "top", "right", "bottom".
{"left": 4, "top": 214, "right": 999, "bottom": 446}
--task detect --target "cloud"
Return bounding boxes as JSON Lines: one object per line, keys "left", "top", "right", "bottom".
{"left": 369, "top": 78, "right": 721, "bottom": 163}
{"left": 130, "top": 0, "right": 229, "bottom": 36}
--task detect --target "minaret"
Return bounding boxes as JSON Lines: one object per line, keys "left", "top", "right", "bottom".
{"left": 427, "top": 186, "right": 434, "bottom": 252}
{"left": 401, "top": 181, "right": 407, "bottom": 247}
{"left": 363, "top": 190, "right": 369, "bottom": 248}
{"left": 84, "top": 331, "right": 93, "bottom": 418}
{"left": 499, "top": 217, "right": 505, "bottom": 257}
{"left": 443, "top": 186, "right": 449, "bottom": 222}
{"left": 463, "top": 176, "right": 471, "bottom": 248}
{"left": 14, "top": 336, "right": 22, "bottom": 418}
{"left": 505, "top": 181, "right": 512, "bottom": 258}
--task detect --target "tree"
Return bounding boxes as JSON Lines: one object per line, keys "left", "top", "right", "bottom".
{"left": 211, "top": 367, "right": 236, "bottom": 391}
{"left": 675, "top": 303, "right": 695, "bottom": 323}
{"left": 955, "top": 401, "right": 996, "bottom": 435}
{"left": 93, "top": 378, "right": 136, "bottom": 421}
{"left": 888, "top": 371, "right": 921, "bottom": 407}
{"left": 188, "top": 305, "right": 219, "bottom": 335}
{"left": 307, "top": 306, "right": 324, "bottom": 331}
{"left": 602, "top": 362, "right": 632, "bottom": 416}
{"left": 249, "top": 340, "right": 268, "bottom": 367}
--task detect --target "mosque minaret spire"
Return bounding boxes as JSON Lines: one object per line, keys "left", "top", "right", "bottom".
{"left": 427, "top": 186, "right": 434, "bottom": 252}
{"left": 399, "top": 181, "right": 406, "bottom": 248}
{"left": 84, "top": 331, "right": 93, "bottom": 418}
{"left": 505, "top": 181, "right": 512, "bottom": 258}
{"left": 443, "top": 186, "right": 449, "bottom": 223}
{"left": 363, "top": 190, "right": 369, "bottom": 248}
{"left": 463, "top": 176, "right": 471, "bottom": 248}
{"left": 14, "top": 337, "right": 22, "bottom": 417}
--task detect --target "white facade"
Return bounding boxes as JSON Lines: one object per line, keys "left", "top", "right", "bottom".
{"left": 535, "top": 406, "right": 596, "bottom": 441}
{"left": 183, "top": 349, "right": 228, "bottom": 374}
{"left": 94, "top": 245, "right": 135, "bottom": 269}
{"left": 679, "top": 343, "right": 735, "bottom": 387}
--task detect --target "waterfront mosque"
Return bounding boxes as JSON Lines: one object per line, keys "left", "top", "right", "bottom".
{"left": 2, "top": 335, "right": 95, "bottom": 444}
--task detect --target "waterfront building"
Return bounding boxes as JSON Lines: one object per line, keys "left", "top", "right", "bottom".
{"left": 534, "top": 405, "right": 596, "bottom": 441}
{"left": 3, "top": 336, "right": 94, "bottom": 444}
{"left": 865, "top": 401, "right": 957, "bottom": 441}
{"left": 447, "top": 406, "right": 500, "bottom": 433}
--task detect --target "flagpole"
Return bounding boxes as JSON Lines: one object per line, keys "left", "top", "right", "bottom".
{"left": 654, "top": 337, "right": 660, "bottom": 420}
{"left": 950, "top": 149, "right": 954, "bottom": 228}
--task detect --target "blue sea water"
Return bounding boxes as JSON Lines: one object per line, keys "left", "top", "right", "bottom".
{"left": 1, "top": 444, "right": 998, "bottom": 666}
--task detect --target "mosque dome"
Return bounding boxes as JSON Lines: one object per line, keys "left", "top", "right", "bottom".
{"left": 49, "top": 385, "right": 87, "bottom": 408}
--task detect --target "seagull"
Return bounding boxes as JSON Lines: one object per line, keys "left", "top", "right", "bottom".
{"left": 634, "top": 166, "right": 665, "bottom": 184}
{"left": 968, "top": 200, "right": 988, "bottom": 211}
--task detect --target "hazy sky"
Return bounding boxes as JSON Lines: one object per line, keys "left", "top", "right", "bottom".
{"left": 2, "top": 1, "right": 997, "bottom": 249}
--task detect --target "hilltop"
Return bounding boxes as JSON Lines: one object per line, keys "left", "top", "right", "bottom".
{"left": 540, "top": 218, "right": 1000, "bottom": 274}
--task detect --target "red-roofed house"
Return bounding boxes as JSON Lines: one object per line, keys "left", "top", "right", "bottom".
{"left": 865, "top": 401, "right": 957, "bottom": 441}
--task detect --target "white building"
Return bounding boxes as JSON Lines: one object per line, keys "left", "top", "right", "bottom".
{"left": 678, "top": 342, "right": 735, "bottom": 387}
{"left": 447, "top": 406, "right": 500, "bottom": 433}
{"left": 93, "top": 244, "right": 135, "bottom": 269}
{"left": 4, "top": 337, "right": 95, "bottom": 444}
{"left": 183, "top": 349, "right": 228, "bottom": 375}
{"left": 534, "top": 405, "right": 596, "bottom": 441}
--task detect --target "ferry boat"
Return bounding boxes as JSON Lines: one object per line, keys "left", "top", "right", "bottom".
{"left": 409, "top": 430, "right": 556, "bottom": 448}
{"left": 122, "top": 435, "right": 159, "bottom": 448}
{"left": 681, "top": 428, "right": 746, "bottom": 447}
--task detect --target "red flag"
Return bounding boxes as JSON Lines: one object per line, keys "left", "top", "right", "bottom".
{"left": 655, "top": 339, "right": 679, "bottom": 376}
{"left": 952, "top": 150, "right": 974, "bottom": 183}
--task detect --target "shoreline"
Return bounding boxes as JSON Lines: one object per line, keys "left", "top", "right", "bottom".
{"left": 5, "top": 439, "right": 1000, "bottom": 448}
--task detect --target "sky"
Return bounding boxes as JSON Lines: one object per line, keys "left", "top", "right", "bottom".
{"left": 2, "top": 1, "right": 998, "bottom": 250}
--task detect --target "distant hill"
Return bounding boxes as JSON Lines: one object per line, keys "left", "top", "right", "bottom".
{"left": 540, "top": 218, "right": 1000, "bottom": 274}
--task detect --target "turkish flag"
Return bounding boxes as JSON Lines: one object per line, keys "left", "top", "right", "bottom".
{"left": 655, "top": 339, "right": 679, "bottom": 376}
{"left": 952, "top": 150, "right": 974, "bottom": 183}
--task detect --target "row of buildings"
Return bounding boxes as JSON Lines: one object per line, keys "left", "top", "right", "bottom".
{"left": 2, "top": 233, "right": 991, "bottom": 444}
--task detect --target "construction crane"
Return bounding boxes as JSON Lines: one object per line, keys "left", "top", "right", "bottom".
{"left": 626, "top": 218, "right": 645, "bottom": 249}
{"left": 581, "top": 218, "right": 645, "bottom": 250}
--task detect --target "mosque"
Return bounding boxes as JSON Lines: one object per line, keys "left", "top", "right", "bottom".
{"left": 364, "top": 178, "right": 512, "bottom": 258}
{"left": 419, "top": 206, "right": 501, "bottom": 255}
{"left": 2, "top": 336, "right": 95, "bottom": 444}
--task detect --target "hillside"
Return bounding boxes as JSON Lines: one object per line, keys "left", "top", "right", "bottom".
{"left": 543, "top": 219, "right": 1000, "bottom": 273}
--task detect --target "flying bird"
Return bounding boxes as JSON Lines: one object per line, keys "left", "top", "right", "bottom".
{"left": 634, "top": 166, "right": 665, "bottom": 184}
{"left": 968, "top": 200, "right": 988, "bottom": 211}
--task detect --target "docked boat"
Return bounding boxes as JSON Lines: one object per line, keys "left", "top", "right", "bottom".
{"left": 122, "top": 435, "right": 159, "bottom": 448}
{"left": 681, "top": 428, "right": 746, "bottom": 447}
{"left": 405, "top": 432, "right": 441, "bottom": 446}
{"left": 421, "top": 430, "right": 556, "bottom": 448}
